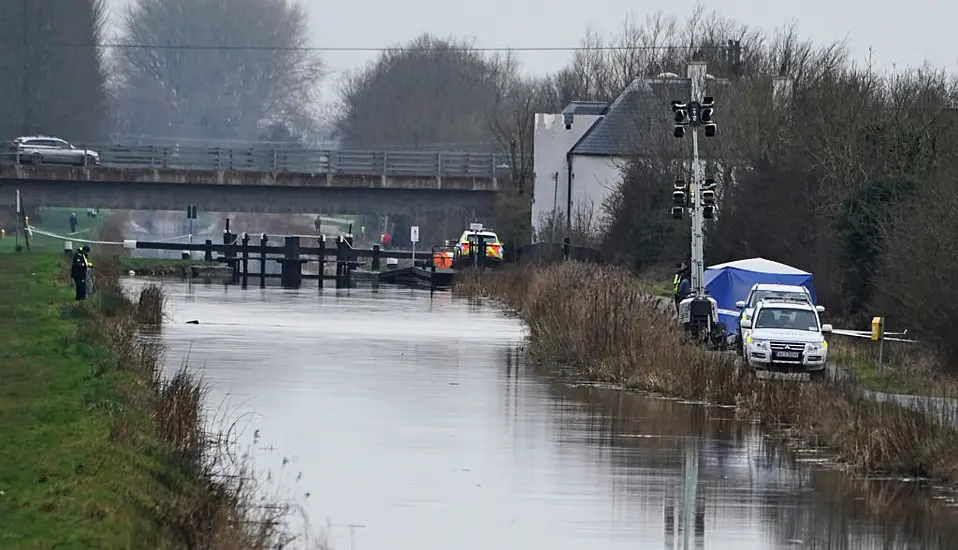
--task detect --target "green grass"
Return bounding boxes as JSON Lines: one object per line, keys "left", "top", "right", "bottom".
{"left": 0, "top": 208, "right": 109, "bottom": 253}
{"left": 831, "top": 347, "right": 953, "bottom": 397}
{"left": 0, "top": 252, "right": 197, "bottom": 549}
{"left": 118, "top": 256, "right": 222, "bottom": 277}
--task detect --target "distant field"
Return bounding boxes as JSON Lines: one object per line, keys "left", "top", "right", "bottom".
{"left": 0, "top": 208, "right": 109, "bottom": 252}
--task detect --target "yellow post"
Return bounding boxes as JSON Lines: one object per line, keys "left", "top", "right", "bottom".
{"left": 870, "top": 316, "right": 883, "bottom": 341}
{"left": 871, "top": 316, "right": 885, "bottom": 372}
{"left": 1, "top": 228, "right": 5, "bottom": 239}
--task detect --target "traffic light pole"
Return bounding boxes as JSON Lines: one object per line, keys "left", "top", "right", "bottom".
{"left": 687, "top": 61, "right": 708, "bottom": 297}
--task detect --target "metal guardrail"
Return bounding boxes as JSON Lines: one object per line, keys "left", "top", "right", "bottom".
{"left": 0, "top": 143, "right": 520, "bottom": 179}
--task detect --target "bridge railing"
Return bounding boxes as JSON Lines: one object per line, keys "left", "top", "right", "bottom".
{"left": 2, "top": 142, "right": 520, "bottom": 179}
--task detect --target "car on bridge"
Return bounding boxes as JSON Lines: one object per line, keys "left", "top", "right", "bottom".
{"left": 5, "top": 136, "right": 100, "bottom": 166}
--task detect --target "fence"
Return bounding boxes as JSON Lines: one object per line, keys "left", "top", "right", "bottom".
{"left": 516, "top": 239, "right": 603, "bottom": 264}
{"left": 1, "top": 142, "right": 522, "bottom": 179}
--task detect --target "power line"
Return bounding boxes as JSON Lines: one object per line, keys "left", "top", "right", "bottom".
{"left": 55, "top": 42, "right": 735, "bottom": 53}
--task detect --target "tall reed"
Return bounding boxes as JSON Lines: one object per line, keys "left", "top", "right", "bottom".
{"left": 456, "top": 263, "right": 958, "bottom": 482}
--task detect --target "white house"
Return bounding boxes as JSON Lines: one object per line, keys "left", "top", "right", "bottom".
{"left": 531, "top": 74, "right": 697, "bottom": 241}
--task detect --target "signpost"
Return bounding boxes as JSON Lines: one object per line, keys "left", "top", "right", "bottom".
{"left": 410, "top": 225, "right": 419, "bottom": 263}
{"left": 15, "top": 189, "right": 21, "bottom": 252}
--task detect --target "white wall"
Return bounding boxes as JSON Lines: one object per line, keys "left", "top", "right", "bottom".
{"left": 531, "top": 112, "right": 602, "bottom": 241}
{"left": 568, "top": 155, "right": 627, "bottom": 231}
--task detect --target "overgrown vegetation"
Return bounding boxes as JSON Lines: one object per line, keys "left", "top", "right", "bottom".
{"left": 456, "top": 264, "right": 958, "bottom": 481}
{"left": 0, "top": 253, "right": 321, "bottom": 548}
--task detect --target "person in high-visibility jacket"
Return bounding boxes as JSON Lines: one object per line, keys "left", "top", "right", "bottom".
{"left": 71, "top": 245, "right": 94, "bottom": 301}
{"left": 673, "top": 262, "right": 689, "bottom": 313}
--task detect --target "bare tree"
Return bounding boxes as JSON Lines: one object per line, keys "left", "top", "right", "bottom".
{"left": 112, "top": 0, "right": 324, "bottom": 143}
{"left": 0, "top": 0, "right": 108, "bottom": 142}
{"left": 334, "top": 34, "right": 508, "bottom": 151}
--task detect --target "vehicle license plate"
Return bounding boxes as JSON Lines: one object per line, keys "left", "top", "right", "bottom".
{"left": 775, "top": 351, "right": 800, "bottom": 359}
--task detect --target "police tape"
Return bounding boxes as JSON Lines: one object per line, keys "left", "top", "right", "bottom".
{"left": 830, "top": 328, "right": 918, "bottom": 343}
{"left": 27, "top": 225, "right": 194, "bottom": 246}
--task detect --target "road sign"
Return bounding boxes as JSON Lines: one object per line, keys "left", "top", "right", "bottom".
{"left": 469, "top": 222, "right": 483, "bottom": 232}
{"left": 410, "top": 225, "right": 419, "bottom": 243}
{"left": 187, "top": 205, "right": 198, "bottom": 219}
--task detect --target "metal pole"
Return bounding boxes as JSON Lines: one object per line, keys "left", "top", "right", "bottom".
{"left": 687, "top": 61, "right": 708, "bottom": 297}
{"left": 15, "top": 189, "right": 21, "bottom": 250}
{"left": 877, "top": 322, "right": 885, "bottom": 372}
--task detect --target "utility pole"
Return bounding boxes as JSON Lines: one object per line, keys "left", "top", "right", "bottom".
{"left": 670, "top": 61, "right": 719, "bottom": 342}
{"left": 688, "top": 61, "right": 708, "bottom": 296}
{"left": 670, "top": 61, "right": 714, "bottom": 297}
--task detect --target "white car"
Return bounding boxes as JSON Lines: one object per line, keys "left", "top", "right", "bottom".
{"left": 734, "top": 284, "right": 823, "bottom": 355}
{"left": 739, "top": 301, "right": 832, "bottom": 379}
{"left": 7, "top": 136, "right": 100, "bottom": 166}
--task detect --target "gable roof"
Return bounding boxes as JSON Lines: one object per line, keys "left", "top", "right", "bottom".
{"left": 562, "top": 101, "right": 608, "bottom": 117}
{"left": 569, "top": 77, "right": 692, "bottom": 157}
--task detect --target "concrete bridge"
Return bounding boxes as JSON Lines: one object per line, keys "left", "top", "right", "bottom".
{"left": 0, "top": 144, "right": 513, "bottom": 217}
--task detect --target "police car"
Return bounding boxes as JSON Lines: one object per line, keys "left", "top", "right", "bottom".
{"left": 733, "top": 284, "right": 823, "bottom": 357}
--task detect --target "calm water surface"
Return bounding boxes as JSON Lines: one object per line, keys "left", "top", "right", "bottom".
{"left": 126, "top": 278, "right": 958, "bottom": 550}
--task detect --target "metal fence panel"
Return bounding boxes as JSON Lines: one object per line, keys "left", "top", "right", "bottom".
{"left": 0, "top": 141, "right": 529, "bottom": 179}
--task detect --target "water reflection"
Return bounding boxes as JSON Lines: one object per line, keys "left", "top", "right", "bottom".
{"left": 123, "top": 278, "right": 956, "bottom": 550}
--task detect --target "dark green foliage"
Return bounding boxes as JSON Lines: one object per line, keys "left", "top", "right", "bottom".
{"left": 837, "top": 176, "right": 918, "bottom": 317}
{"left": 602, "top": 161, "right": 690, "bottom": 270}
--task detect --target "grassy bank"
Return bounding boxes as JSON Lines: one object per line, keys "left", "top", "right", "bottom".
{"left": 119, "top": 256, "right": 225, "bottom": 277}
{"left": 0, "top": 208, "right": 110, "bottom": 253}
{"left": 0, "top": 252, "right": 309, "bottom": 548}
{"left": 455, "top": 263, "right": 958, "bottom": 483}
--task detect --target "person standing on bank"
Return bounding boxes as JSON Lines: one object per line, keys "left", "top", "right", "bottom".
{"left": 673, "top": 262, "right": 688, "bottom": 313}
{"left": 71, "top": 245, "right": 93, "bottom": 301}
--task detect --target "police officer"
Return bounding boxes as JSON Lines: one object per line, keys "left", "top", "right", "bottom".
{"left": 673, "top": 262, "right": 688, "bottom": 313}
{"left": 71, "top": 245, "right": 93, "bottom": 301}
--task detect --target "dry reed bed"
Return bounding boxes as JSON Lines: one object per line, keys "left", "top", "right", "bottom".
{"left": 454, "top": 263, "right": 958, "bottom": 483}
{"left": 83, "top": 256, "right": 323, "bottom": 549}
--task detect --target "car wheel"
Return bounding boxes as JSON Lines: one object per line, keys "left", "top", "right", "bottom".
{"left": 30, "top": 152, "right": 42, "bottom": 165}
{"left": 808, "top": 369, "right": 826, "bottom": 382}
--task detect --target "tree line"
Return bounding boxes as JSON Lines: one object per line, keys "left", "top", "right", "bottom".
{"left": 0, "top": 0, "right": 323, "bottom": 145}
{"left": 2, "top": 2, "right": 956, "bottom": 367}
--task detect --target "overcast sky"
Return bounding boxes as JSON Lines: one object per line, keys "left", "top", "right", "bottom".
{"left": 106, "top": 0, "right": 949, "bottom": 102}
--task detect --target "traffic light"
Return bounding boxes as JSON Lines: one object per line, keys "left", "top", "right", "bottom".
{"left": 701, "top": 96, "right": 717, "bottom": 137}
{"left": 701, "top": 178, "right": 716, "bottom": 206}
{"left": 671, "top": 179, "right": 687, "bottom": 219}
{"left": 672, "top": 180, "right": 687, "bottom": 207}
{"left": 672, "top": 101, "right": 688, "bottom": 138}
{"left": 700, "top": 97, "right": 714, "bottom": 123}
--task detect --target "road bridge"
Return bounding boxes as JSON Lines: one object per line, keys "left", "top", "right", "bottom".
{"left": 0, "top": 144, "right": 512, "bottom": 217}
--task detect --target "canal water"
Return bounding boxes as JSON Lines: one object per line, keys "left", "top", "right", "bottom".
{"left": 126, "top": 278, "right": 958, "bottom": 550}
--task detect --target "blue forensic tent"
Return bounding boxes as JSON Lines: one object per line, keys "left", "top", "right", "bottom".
{"left": 703, "top": 258, "right": 817, "bottom": 334}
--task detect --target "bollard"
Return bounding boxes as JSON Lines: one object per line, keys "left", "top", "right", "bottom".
{"left": 318, "top": 235, "right": 325, "bottom": 289}
{"left": 241, "top": 233, "right": 250, "bottom": 288}
{"left": 223, "top": 228, "right": 238, "bottom": 283}
{"left": 259, "top": 234, "right": 268, "bottom": 289}
{"left": 281, "top": 236, "right": 301, "bottom": 289}
{"left": 335, "top": 236, "right": 347, "bottom": 288}
{"left": 372, "top": 244, "right": 381, "bottom": 271}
